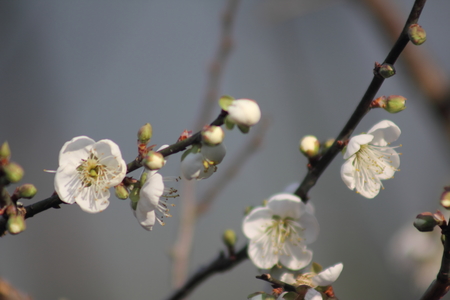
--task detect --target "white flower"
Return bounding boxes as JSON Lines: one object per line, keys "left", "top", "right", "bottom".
{"left": 54, "top": 136, "right": 126, "bottom": 213}
{"left": 132, "top": 170, "right": 178, "bottom": 230}
{"left": 180, "top": 143, "right": 226, "bottom": 180}
{"left": 341, "top": 120, "right": 401, "bottom": 198}
{"left": 277, "top": 290, "right": 322, "bottom": 300}
{"left": 243, "top": 193, "right": 319, "bottom": 270}
{"left": 227, "top": 99, "right": 261, "bottom": 127}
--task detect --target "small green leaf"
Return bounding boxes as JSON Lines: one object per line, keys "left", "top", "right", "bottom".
{"left": 180, "top": 148, "right": 192, "bottom": 162}
{"left": 218, "top": 95, "right": 235, "bottom": 111}
{"left": 281, "top": 292, "right": 299, "bottom": 300}
{"left": 225, "top": 116, "right": 235, "bottom": 130}
{"left": 311, "top": 262, "right": 323, "bottom": 274}
{"left": 238, "top": 124, "right": 250, "bottom": 134}
{"left": 247, "top": 291, "right": 265, "bottom": 299}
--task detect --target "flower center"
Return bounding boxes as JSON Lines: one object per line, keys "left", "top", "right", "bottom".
{"left": 265, "top": 215, "right": 303, "bottom": 255}
{"left": 77, "top": 152, "right": 108, "bottom": 189}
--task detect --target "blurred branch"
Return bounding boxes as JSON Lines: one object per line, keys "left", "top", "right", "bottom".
{"left": 420, "top": 225, "right": 450, "bottom": 300}
{"left": 165, "top": 245, "right": 248, "bottom": 300}
{"left": 170, "top": 0, "right": 242, "bottom": 289}
{"left": 294, "top": 0, "right": 427, "bottom": 201}
{"left": 361, "top": 0, "right": 450, "bottom": 138}
{"left": 0, "top": 278, "right": 32, "bottom": 300}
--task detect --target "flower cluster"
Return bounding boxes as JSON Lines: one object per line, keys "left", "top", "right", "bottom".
{"left": 341, "top": 120, "right": 401, "bottom": 198}
{"left": 242, "top": 193, "right": 319, "bottom": 270}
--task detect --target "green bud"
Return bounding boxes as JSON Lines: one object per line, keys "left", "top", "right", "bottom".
{"left": 115, "top": 185, "right": 129, "bottom": 200}
{"left": 321, "top": 138, "right": 335, "bottom": 155}
{"left": 139, "top": 172, "right": 148, "bottom": 187}
{"left": 218, "top": 95, "right": 235, "bottom": 111}
{"left": 414, "top": 212, "right": 438, "bottom": 232}
{"left": 378, "top": 63, "right": 396, "bottom": 78}
{"left": 137, "top": 123, "right": 153, "bottom": 144}
{"left": 129, "top": 187, "right": 140, "bottom": 210}
{"left": 3, "top": 162, "right": 24, "bottom": 183}
{"left": 441, "top": 188, "right": 450, "bottom": 209}
{"left": 142, "top": 151, "right": 165, "bottom": 170}
{"left": 7, "top": 215, "right": 26, "bottom": 235}
{"left": 408, "top": 24, "right": 426, "bottom": 45}
{"left": 384, "top": 95, "right": 406, "bottom": 113}
{"left": 299, "top": 135, "right": 320, "bottom": 158}
{"left": 222, "top": 229, "right": 237, "bottom": 247}
{"left": 0, "top": 141, "right": 11, "bottom": 161}
{"left": 17, "top": 184, "right": 37, "bottom": 199}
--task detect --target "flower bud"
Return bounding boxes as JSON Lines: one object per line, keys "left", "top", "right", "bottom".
{"left": 321, "top": 138, "right": 335, "bottom": 155}
{"left": 408, "top": 24, "right": 426, "bottom": 45}
{"left": 299, "top": 135, "right": 320, "bottom": 158}
{"left": 129, "top": 187, "right": 140, "bottom": 210}
{"left": 7, "top": 215, "right": 26, "bottom": 235}
{"left": 226, "top": 99, "right": 261, "bottom": 128}
{"left": 201, "top": 126, "right": 225, "bottom": 146}
{"left": 222, "top": 229, "right": 237, "bottom": 247}
{"left": 440, "top": 188, "right": 450, "bottom": 209}
{"left": 137, "top": 123, "right": 153, "bottom": 144}
{"left": 384, "top": 95, "right": 406, "bottom": 113}
{"left": 3, "top": 162, "right": 24, "bottom": 183}
{"left": 17, "top": 184, "right": 37, "bottom": 199}
{"left": 0, "top": 141, "right": 11, "bottom": 161}
{"left": 378, "top": 63, "right": 396, "bottom": 78}
{"left": 115, "top": 185, "right": 129, "bottom": 200}
{"left": 142, "top": 151, "right": 165, "bottom": 170}
{"left": 414, "top": 212, "right": 438, "bottom": 232}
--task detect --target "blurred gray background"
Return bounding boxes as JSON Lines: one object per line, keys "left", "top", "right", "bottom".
{"left": 1, "top": 0, "right": 450, "bottom": 299}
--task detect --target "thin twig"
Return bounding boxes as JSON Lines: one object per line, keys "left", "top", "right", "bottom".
{"left": 165, "top": 245, "right": 248, "bottom": 300}
{"left": 294, "top": 0, "right": 428, "bottom": 201}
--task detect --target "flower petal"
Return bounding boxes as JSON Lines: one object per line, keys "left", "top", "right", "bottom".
{"left": 344, "top": 134, "right": 373, "bottom": 159}
{"left": 75, "top": 188, "right": 110, "bottom": 213}
{"left": 140, "top": 172, "right": 164, "bottom": 206}
{"left": 242, "top": 206, "right": 272, "bottom": 240}
{"left": 248, "top": 239, "right": 278, "bottom": 269}
{"left": 267, "top": 194, "right": 302, "bottom": 219}
{"left": 95, "top": 139, "right": 127, "bottom": 186}
{"left": 134, "top": 205, "right": 156, "bottom": 231}
{"left": 312, "top": 263, "right": 343, "bottom": 286}
{"left": 201, "top": 143, "right": 226, "bottom": 164}
{"left": 367, "top": 120, "right": 401, "bottom": 146}
{"left": 305, "top": 289, "right": 322, "bottom": 300}
{"left": 58, "top": 136, "right": 95, "bottom": 166}
{"left": 298, "top": 213, "right": 320, "bottom": 245}
{"left": 340, "top": 158, "right": 356, "bottom": 190}
{"left": 279, "top": 244, "right": 312, "bottom": 270}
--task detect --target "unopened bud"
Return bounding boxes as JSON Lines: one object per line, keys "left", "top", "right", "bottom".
{"left": 440, "top": 188, "right": 450, "bottom": 209}
{"left": 3, "top": 162, "right": 24, "bottom": 183}
{"left": 7, "top": 215, "right": 26, "bottom": 235}
{"left": 0, "top": 141, "right": 11, "bottom": 161}
{"left": 115, "top": 185, "right": 129, "bottom": 200}
{"left": 201, "top": 126, "right": 225, "bottom": 146}
{"left": 142, "top": 151, "right": 165, "bottom": 170}
{"left": 378, "top": 63, "right": 396, "bottom": 78}
{"left": 414, "top": 212, "right": 438, "bottom": 232}
{"left": 321, "top": 138, "right": 335, "bottom": 155}
{"left": 408, "top": 24, "right": 426, "bottom": 45}
{"left": 17, "top": 184, "right": 37, "bottom": 199}
{"left": 300, "top": 135, "right": 320, "bottom": 158}
{"left": 384, "top": 95, "right": 406, "bottom": 113}
{"left": 222, "top": 229, "right": 237, "bottom": 247}
{"left": 137, "top": 123, "right": 153, "bottom": 145}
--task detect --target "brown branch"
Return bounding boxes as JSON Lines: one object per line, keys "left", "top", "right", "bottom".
{"left": 420, "top": 226, "right": 450, "bottom": 300}
{"left": 294, "top": 0, "right": 428, "bottom": 202}
{"left": 165, "top": 245, "right": 248, "bottom": 300}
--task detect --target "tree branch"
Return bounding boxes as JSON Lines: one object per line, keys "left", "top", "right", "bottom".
{"left": 164, "top": 245, "right": 248, "bottom": 300}
{"left": 294, "top": 0, "right": 428, "bottom": 202}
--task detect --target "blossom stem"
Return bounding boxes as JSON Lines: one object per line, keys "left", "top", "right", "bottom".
{"left": 255, "top": 273, "right": 297, "bottom": 292}
{"left": 294, "top": 0, "right": 427, "bottom": 202}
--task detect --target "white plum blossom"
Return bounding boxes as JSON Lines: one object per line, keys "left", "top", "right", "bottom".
{"left": 132, "top": 169, "right": 178, "bottom": 230}
{"left": 180, "top": 143, "right": 226, "bottom": 180}
{"left": 227, "top": 99, "right": 261, "bottom": 127}
{"left": 341, "top": 120, "right": 401, "bottom": 198}
{"left": 243, "top": 193, "right": 319, "bottom": 270}
{"left": 54, "top": 136, "right": 126, "bottom": 213}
